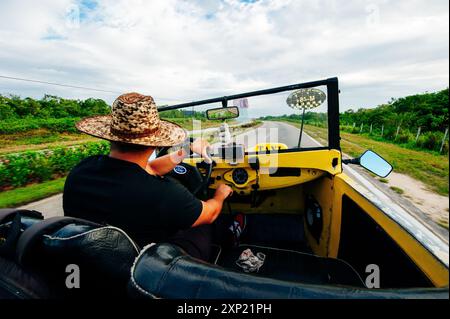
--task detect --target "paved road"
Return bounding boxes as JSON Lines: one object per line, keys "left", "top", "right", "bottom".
{"left": 231, "top": 121, "right": 321, "bottom": 149}
{"left": 18, "top": 121, "right": 447, "bottom": 241}
{"left": 20, "top": 193, "right": 63, "bottom": 219}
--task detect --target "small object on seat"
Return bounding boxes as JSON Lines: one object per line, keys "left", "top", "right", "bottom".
{"left": 235, "top": 248, "right": 266, "bottom": 273}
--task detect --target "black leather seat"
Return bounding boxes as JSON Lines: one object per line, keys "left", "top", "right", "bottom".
{"left": 16, "top": 216, "right": 140, "bottom": 298}
{"left": 0, "top": 209, "right": 47, "bottom": 298}
{"left": 0, "top": 256, "right": 51, "bottom": 299}
{"left": 129, "top": 243, "right": 449, "bottom": 299}
{"left": 1, "top": 210, "right": 140, "bottom": 299}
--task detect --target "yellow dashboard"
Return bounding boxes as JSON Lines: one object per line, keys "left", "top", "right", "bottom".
{"left": 183, "top": 149, "right": 342, "bottom": 195}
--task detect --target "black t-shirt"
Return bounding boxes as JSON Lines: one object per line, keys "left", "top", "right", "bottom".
{"left": 63, "top": 155, "right": 202, "bottom": 245}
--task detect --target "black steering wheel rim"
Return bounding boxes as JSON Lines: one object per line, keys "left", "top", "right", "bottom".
{"left": 156, "top": 146, "right": 214, "bottom": 197}
{"left": 192, "top": 160, "right": 214, "bottom": 196}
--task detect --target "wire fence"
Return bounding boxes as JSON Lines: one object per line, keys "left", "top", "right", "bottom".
{"left": 339, "top": 122, "right": 449, "bottom": 154}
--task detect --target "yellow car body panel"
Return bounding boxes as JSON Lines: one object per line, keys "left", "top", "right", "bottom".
{"left": 183, "top": 148, "right": 448, "bottom": 288}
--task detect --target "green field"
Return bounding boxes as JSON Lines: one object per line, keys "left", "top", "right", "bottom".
{"left": 302, "top": 124, "right": 449, "bottom": 196}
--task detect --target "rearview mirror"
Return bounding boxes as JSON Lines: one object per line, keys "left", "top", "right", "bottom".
{"left": 206, "top": 106, "right": 240, "bottom": 121}
{"left": 359, "top": 150, "right": 393, "bottom": 178}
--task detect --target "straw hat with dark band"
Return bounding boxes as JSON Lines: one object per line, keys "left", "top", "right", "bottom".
{"left": 76, "top": 93, "right": 187, "bottom": 147}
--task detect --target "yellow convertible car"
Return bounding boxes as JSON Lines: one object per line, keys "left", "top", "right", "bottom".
{"left": 0, "top": 78, "right": 448, "bottom": 299}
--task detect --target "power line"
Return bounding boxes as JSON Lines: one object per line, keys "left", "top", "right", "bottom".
{"left": 0, "top": 74, "right": 185, "bottom": 103}
{"left": 0, "top": 74, "right": 121, "bottom": 94}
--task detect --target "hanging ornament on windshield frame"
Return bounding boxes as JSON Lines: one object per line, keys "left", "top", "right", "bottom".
{"left": 286, "top": 88, "right": 327, "bottom": 110}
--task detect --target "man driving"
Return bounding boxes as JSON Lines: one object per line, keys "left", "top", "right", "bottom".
{"left": 63, "top": 93, "right": 244, "bottom": 260}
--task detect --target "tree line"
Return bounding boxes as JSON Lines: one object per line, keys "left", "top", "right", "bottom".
{"left": 0, "top": 94, "right": 110, "bottom": 120}
{"left": 260, "top": 88, "right": 449, "bottom": 153}
{"left": 340, "top": 88, "right": 448, "bottom": 132}
{"left": 0, "top": 94, "right": 210, "bottom": 121}
{"left": 260, "top": 112, "right": 327, "bottom": 124}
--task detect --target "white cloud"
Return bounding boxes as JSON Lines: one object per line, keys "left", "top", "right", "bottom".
{"left": 0, "top": 0, "right": 448, "bottom": 116}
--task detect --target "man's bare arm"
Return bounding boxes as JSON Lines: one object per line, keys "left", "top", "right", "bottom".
{"left": 147, "top": 138, "right": 211, "bottom": 176}
{"left": 192, "top": 184, "right": 233, "bottom": 227}
{"left": 146, "top": 150, "right": 185, "bottom": 176}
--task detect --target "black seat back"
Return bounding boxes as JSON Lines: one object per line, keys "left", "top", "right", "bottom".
{"left": 16, "top": 216, "right": 140, "bottom": 298}
{"left": 0, "top": 209, "right": 43, "bottom": 258}
{"left": 0, "top": 209, "right": 46, "bottom": 299}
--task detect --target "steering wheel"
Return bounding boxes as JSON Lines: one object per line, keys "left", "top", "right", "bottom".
{"left": 157, "top": 146, "right": 214, "bottom": 197}
{"left": 192, "top": 161, "right": 214, "bottom": 196}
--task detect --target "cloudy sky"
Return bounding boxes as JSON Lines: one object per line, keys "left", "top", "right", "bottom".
{"left": 0, "top": 0, "right": 448, "bottom": 117}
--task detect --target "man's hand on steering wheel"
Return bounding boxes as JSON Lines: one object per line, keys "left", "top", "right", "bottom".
{"left": 189, "top": 138, "right": 213, "bottom": 164}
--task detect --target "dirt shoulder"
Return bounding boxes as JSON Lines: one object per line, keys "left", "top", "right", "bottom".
{"left": 382, "top": 172, "right": 449, "bottom": 229}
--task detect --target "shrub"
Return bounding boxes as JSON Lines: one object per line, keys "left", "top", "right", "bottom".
{"left": 416, "top": 131, "right": 443, "bottom": 151}
{"left": 395, "top": 132, "right": 413, "bottom": 144}
{"left": 383, "top": 129, "right": 396, "bottom": 140}
{"left": 0, "top": 141, "right": 109, "bottom": 189}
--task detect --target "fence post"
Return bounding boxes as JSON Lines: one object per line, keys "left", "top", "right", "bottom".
{"left": 415, "top": 127, "right": 421, "bottom": 143}
{"left": 440, "top": 128, "right": 449, "bottom": 153}
{"left": 381, "top": 124, "right": 384, "bottom": 137}
{"left": 395, "top": 125, "right": 401, "bottom": 139}
{"left": 369, "top": 123, "right": 373, "bottom": 134}
{"left": 360, "top": 123, "right": 364, "bottom": 133}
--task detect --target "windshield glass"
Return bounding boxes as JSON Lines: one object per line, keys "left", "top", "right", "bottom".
{"left": 159, "top": 84, "right": 330, "bottom": 153}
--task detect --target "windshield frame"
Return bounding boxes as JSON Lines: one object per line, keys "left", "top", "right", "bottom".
{"left": 158, "top": 77, "right": 341, "bottom": 151}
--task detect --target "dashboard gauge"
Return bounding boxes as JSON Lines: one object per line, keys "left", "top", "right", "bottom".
{"left": 232, "top": 168, "right": 249, "bottom": 185}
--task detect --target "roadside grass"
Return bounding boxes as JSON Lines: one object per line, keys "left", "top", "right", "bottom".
{"left": 0, "top": 177, "right": 66, "bottom": 208}
{"left": 438, "top": 218, "right": 449, "bottom": 230}
{"left": 390, "top": 186, "right": 405, "bottom": 195}
{"left": 378, "top": 178, "right": 389, "bottom": 183}
{"left": 283, "top": 122, "right": 449, "bottom": 196}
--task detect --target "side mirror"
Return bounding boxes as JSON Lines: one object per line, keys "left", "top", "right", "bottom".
{"left": 343, "top": 150, "right": 393, "bottom": 178}
{"left": 206, "top": 106, "right": 240, "bottom": 121}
